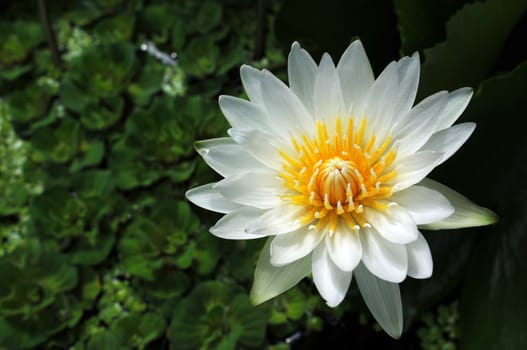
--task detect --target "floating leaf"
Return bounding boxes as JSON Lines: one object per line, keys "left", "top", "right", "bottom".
{"left": 127, "top": 58, "right": 164, "bottom": 106}
{"left": 93, "top": 14, "right": 135, "bottom": 42}
{"left": 70, "top": 140, "right": 105, "bottom": 172}
{"left": 79, "top": 96, "right": 124, "bottom": 130}
{"left": 180, "top": 36, "right": 220, "bottom": 77}
{"left": 0, "top": 21, "right": 43, "bottom": 67}
{"left": 111, "top": 312, "right": 166, "bottom": 348}
{"left": 168, "top": 281, "right": 267, "bottom": 350}
{"left": 86, "top": 332, "right": 125, "bottom": 350}
{"left": 30, "top": 187, "right": 86, "bottom": 239}
{"left": 140, "top": 267, "right": 191, "bottom": 299}
{"left": 30, "top": 118, "right": 80, "bottom": 163}
{"left": 72, "top": 170, "right": 115, "bottom": 198}
{"left": 8, "top": 83, "right": 52, "bottom": 123}
{"left": 70, "top": 231, "right": 115, "bottom": 266}
{"left": 66, "top": 42, "right": 137, "bottom": 99}
{"left": 119, "top": 200, "right": 199, "bottom": 279}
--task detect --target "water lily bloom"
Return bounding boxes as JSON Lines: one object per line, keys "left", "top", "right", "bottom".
{"left": 186, "top": 40, "right": 497, "bottom": 338}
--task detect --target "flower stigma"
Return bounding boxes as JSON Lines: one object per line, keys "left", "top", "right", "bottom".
{"left": 279, "top": 117, "right": 397, "bottom": 235}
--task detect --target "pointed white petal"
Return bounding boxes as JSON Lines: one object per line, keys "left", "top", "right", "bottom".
{"left": 240, "top": 65, "right": 264, "bottom": 105}
{"left": 186, "top": 183, "right": 241, "bottom": 213}
{"left": 326, "top": 222, "right": 362, "bottom": 271}
{"left": 214, "top": 171, "right": 283, "bottom": 209}
{"left": 246, "top": 205, "right": 307, "bottom": 236}
{"left": 228, "top": 128, "right": 284, "bottom": 170}
{"left": 219, "top": 95, "right": 270, "bottom": 131}
{"left": 195, "top": 137, "right": 266, "bottom": 177}
{"left": 364, "top": 205, "right": 419, "bottom": 244}
{"left": 312, "top": 243, "right": 353, "bottom": 307}
{"left": 419, "top": 178, "right": 498, "bottom": 229}
{"left": 390, "top": 151, "right": 443, "bottom": 192}
{"left": 393, "top": 52, "right": 420, "bottom": 117}
{"left": 392, "top": 92, "right": 446, "bottom": 157}
{"left": 314, "top": 53, "right": 345, "bottom": 123}
{"left": 270, "top": 227, "right": 323, "bottom": 266}
{"left": 260, "top": 70, "right": 313, "bottom": 140}
{"left": 406, "top": 232, "right": 433, "bottom": 279}
{"left": 354, "top": 263, "right": 403, "bottom": 339}
{"left": 210, "top": 207, "right": 267, "bottom": 240}
{"left": 362, "top": 61, "right": 399, "bottom": 144}
{"left": 391, "top": 185, "right": 454, "bottom": 225}
{"left": 337, "top": 40, "right": 374, "bottom": 115}
{"left": 359, "top": 226, "right": 408, "bottom": 283}
{"left": 250, "top": 237, "right": 311, "bottom": 304}
{"left": 288, "top": 41, "right": 317, "bottom": 115}
{"left": 434, "top": 87, "right": 473, "bottom": 131}
{"left": 420, "top": 122, "right": 476, "bottom": 164}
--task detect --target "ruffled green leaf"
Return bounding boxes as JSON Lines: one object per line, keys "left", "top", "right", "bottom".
{"left": 0, "top": 21, "right": 43, "bottom": 67}
{"left": 168, "top": 281, "right": 266, "bottom": 350}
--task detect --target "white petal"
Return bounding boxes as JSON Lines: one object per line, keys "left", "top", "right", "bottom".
{"left": 213, "top": 171, "right": 283, "bottom": 209}
{"left": 362, "top": 61, "right": 399, "bottom": 144}
{"left": 390, "top": 151, "right": 443, "bottom": 192}
{"left": 240, "top": 65, "right": 264, "bottom": 105}
{"left": 406, "top": 232, "right": 433, "bottom": 279}
{"left": 337, "top": 40, "right": 374, "bottom": 115}
{"left": 186, "top": 183, "right": 241, "bottom": 213}
{"left": 312, "top": 243, "right": 353, "bottom": 307}
{"left": 326, "top": 222, "right": 362, "bottom": 271}
{"left": 195, "top": 137, "right": 266, "bottom": 177}
{"left": 359, "top": 226, "right": 408, "bottom": 283}
{"left": 364, "top": 205, "right": 419, "bottom": 244}
{"left": 393, "top": 52, "right": 420, "bottom": 117}
{"left": 288, "top": 42, "right": 317, "bottom": 116}
{"left": 246, "top": 205, "right": 307, "bottom": 236}
{"left": 420, "top": 122, "right": 476, "bottom": 164}
{"left": 270, "top": 227, "right": 323, "bottom": 266}
{"left": 419, "top": 178, "right": 498, "bottom": 229}
{"left": 250, "top": 237, "right": 311, "bottom": 304}
{"left": 218, "top": 95, "right": 270, "bottom": 131}
{"left": 260, "top": 70, "right": 313, "bottom": 140}
{"left": 392, "top": 92, "right": 447, "bottom": 157}
{"left": 354, "top": 263, "right": 403, "bottom": 339}
{"left": 210, "top": 207, "right": 267, "bottom": 240}
{"left": 314, "top": 53, "right": 345, "bottom": 123}
{"left": 434, "top": 87, "right": 473, "bottom": 132}
{"left": 228, "top": 128, "right": 284, "bottom": 170}
{"left": 390, "top": 185, "right": 454, "bottom": 225}
{"left": 393, "top": 91, "right": 444, "bottom": 136}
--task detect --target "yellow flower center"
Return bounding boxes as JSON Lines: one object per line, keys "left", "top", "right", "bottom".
{"left": 279, "top": 117, "right": 397, "bottom": 233}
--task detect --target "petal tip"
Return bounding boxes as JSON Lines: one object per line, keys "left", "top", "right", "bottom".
{"left": 387, "top": 329, "right": 403, "bottom": 340}
{"left": 218, "top": 94, "right": 227, "bottom": 103}
{"left": 480, "top": 208, "right": 499, "bottom": 225}
{"left": 350, "top": 38, "right": 363, "bottom": 48}
{"left": 291, "top": 41, "right": 301, "bottom": 50}
{"left": 249, "top": 291, "right": 267, "bottom": 306}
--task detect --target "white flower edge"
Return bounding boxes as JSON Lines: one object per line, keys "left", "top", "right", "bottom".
{"left": 250, "top": 240, "right": 404, "bottom": 339}
{"left": 354, "top": 262, "right": 403, "bottom": 339}
{"left": 418, "top": 178, "right": 498, "bottom": 230}
{"left": 250, "top": 237, "right": 312, "bottom": 305}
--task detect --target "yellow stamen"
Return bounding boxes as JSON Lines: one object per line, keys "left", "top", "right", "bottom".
{"left": 279, "top": 117, "right": 397, "bottom": 234}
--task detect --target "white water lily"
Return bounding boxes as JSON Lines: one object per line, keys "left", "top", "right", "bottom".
{"left": 186, "top": 40, "right": 497, "bottom": 338}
